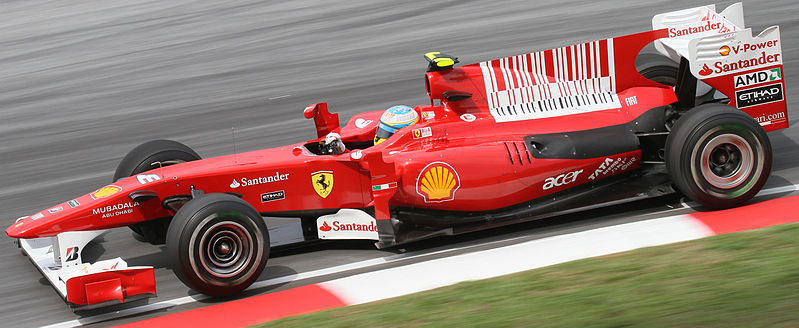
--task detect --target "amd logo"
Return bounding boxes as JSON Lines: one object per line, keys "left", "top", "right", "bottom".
{"left": 734, "top": 68, "right": 782, "bottom": 88}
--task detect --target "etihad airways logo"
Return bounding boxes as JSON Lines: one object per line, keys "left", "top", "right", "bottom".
{"left": 230, "top": 172, "right": 290, "bottom": 189}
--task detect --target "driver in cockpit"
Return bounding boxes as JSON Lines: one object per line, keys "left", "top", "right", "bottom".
{"left": 373, "top": 105, "right": 418, "bottom": 145}
{"left": 319, "top": 105, "right": 418, "bottom": 155}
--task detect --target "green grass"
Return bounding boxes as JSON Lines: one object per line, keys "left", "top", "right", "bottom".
{"left": 256, "top": 223, "right": 799, "bottom": 328}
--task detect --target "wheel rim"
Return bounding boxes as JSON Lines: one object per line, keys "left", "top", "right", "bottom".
{"left": 197, "top": 218, "right": 254, "bottom": 278}
{"left": 698, "top": 133, "right": 753, "bottom": 189}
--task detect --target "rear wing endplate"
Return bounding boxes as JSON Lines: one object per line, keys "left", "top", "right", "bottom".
{"left": 653, "top": 2, "right": 788, "bottom": 131}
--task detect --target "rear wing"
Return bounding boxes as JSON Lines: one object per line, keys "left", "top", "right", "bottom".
{"left": 653, "top": 2, "right": 788, "bottom": 131}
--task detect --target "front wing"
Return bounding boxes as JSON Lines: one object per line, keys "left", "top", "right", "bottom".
{"left": 17, "top": 228, "right": 155, "bottom": 310}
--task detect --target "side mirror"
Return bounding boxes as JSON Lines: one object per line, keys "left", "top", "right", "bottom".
{"left": 303, "top": 103, "right": 340, "bottom": 138}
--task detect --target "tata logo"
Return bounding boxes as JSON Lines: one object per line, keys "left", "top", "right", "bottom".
{"left": 734, "top": 68, "right": 782, "bottom": 88}
{"left": 543, "top": 169, "right": 583, "bottom": 190}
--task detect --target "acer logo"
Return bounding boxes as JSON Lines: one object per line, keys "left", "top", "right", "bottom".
{"left": 543, "top": 169, "right": 583, "bottom": 190}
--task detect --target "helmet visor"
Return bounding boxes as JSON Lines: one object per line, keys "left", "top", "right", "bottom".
{"left": 375, "top": 122, "right": 398, "bottom": 140}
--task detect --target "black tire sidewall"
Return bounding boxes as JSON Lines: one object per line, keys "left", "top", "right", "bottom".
{"left": 167, "top": 193, "right": 270, "bottom": 297}
{"left": 666, "top": 104, "right": 772, "bottom": 209}
{"left": 114, "top": 139, "right": 200, "bottom": 241}
{"left": 113, "top": 139, "right": 201, "bottom": 181}
{"left": 637, "top": 53, "right": 678, "bottom": 86}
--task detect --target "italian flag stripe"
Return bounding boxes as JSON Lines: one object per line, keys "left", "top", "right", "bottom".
{"left": 372, "top": 182, "right": 397, "bottom": 191}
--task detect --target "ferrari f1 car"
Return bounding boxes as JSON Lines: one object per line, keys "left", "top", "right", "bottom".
{"left": 5, "top": 3, "right": 788, "bottom": 309}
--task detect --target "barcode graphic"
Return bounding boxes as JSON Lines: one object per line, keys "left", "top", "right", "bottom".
{"left": 490, "top": 92, "right": 621, "bottom": 122}
{"left": 470, "top": 37, "right": 621, "bottom": 122}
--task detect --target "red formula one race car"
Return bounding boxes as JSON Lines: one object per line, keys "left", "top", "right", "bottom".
{"left": 6, "top": 2, "right": 788, "bottom": 309}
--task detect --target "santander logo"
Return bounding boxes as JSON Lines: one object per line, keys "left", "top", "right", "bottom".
{"left": 319, "top": 221, "right": 332, "bottom": 232}
{"left": 698, "top": 64, "right": 713, "bottom": 76}
{"left": 318, "top": 220, "right": 376, "bottom": 232}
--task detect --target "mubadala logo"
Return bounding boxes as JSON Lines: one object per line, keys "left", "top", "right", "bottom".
{"left": 734, "top": 68, "right": 782, "bottom": 88}
{"left": 230, "top": 172, "right": 290, "bottom": 189}
{"left": 543, "top": 169, "right": 583, "bottom": 190}
{"left": 93, "top": 201, "right": 140, "bottom": 218}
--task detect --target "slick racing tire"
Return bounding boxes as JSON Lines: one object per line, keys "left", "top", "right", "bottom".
{"left": 665, "top": 104, "right": 772, "bottom": 209}
{"left": 636, "top": 53, "right": 678, "bottom": 86}
{"left": 166, "top": 193, "right": 270, "bottom": 297}
{"left": 637, "top": 53, "right": 714, "bottom": 97}
{"left": 114, "top": 139, "right": 201, "bottom": 244}
{"left": 114, "top": 139, "right": 201, "bottom": 181}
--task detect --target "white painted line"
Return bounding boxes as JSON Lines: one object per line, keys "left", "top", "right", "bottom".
{"left": 322, "top": 215, "right": 714, "bottom": 304}
{"left": 268, "top": 94, "right": 291, "bottom": 100}
{"left": 42, "top": 240, "right": 526, "bottom": 327}
{"left": 757, "top": 183, "right": 799, "bottom": 196}
{"left": 43, "top": 183, "right": 799, "bottom": 327}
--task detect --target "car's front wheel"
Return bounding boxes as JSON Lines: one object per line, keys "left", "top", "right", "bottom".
{"left": 166, "top": 193, "right": 270, "bottom": 297}
{"left": 665, "top": 104, "right": 772, "bottom": 209}
{"left": 114, "top": 139, "right": 201, "bottom": 244}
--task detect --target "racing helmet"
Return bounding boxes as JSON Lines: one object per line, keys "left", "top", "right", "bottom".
{"left": 374, "top": 105, "right": 419, "bottom": 145}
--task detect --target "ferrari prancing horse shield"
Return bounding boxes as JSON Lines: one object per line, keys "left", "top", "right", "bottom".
{"left": 311, "top": 170, "right": 334, "bottom": 198}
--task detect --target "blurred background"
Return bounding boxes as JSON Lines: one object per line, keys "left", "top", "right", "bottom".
{"left": 0, "top": 0, "right": 796, "bottom": 326}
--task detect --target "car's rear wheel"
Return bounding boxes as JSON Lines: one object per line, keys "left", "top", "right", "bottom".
{"left": 114, "top": 139, "right": 201, "bottom": 244}
{"left": 166, "top": 193, "right": 270, "bottom": 297}
{"left": 665, "top": 104, "right": 771, "bottom": 209}
{"left": 637, "top": 53, "right": 679, "bottom": 86}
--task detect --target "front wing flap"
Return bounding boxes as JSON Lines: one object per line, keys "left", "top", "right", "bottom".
{"left": 19, "top": 232, "right": 155, "bottom": 310}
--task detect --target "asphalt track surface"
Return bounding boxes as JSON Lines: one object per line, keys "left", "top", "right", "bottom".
{"left": 0, "top": 0, "right": 797, "bottom": 326}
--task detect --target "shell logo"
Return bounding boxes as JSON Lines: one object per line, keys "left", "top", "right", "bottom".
{"left": 719, "top": 45, "right": 731, "bottom": 56}
{"left": 91, "top": 185, "right": 122, "bottom": 200}
{"left": 416, "top": 162, "right": 460, "bottom": 203}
